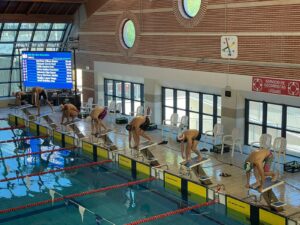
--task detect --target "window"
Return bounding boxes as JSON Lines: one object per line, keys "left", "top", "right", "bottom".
{"left": 20, "top": 23, "right": 35, "bottom": 29}
{"left": 17, "top": 31, "right": 32, "bottom": 41}
{"left": 121, "top": 20, "right": 136, "bottom": 48}
{"left": 0, "top": 22, "right": 71, "bottom": 97}
{"left": 48, "top": 31, "right": 64, "bottom": 41}
{"left": 104, "top": 79, "right": 144, "bottom": 115}
{"left": 1, "top": 31, "right": 17, "bottom": 41}
{"left": 162, "top": 87, "right": 221, "bottom": 133}
{"left": 245, "top": 100, "right": 300, "bottom": 156}
{"left": 182, "top": 0, "right": 202, "bottom": 18}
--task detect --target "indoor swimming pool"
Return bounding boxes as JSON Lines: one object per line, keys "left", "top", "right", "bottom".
{"left": 0, "top": 120, "right": 246, "bottom": 225}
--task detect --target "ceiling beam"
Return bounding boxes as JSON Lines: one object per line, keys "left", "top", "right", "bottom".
{"left": 84, "top": 0, "right": 110, "bottom": 17}
{"left": 0, "top": 13, "right": 73, "bottom": 23}
{"left": 4, "top": 0, "right": 86, "bottom": 3}
{"left": 4, "top": 1, "right": 11, "bottom": 13}
{"left": 27, "top": 2, "right": 36, "bottom": 14}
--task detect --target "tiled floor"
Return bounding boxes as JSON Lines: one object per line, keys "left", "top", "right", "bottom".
{"left": 1, "top": 105, "right": 300, "bottom": 222}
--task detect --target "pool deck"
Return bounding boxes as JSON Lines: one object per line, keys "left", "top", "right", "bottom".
{"left": 1, "top": 106, "right": 300, "bottom": 223}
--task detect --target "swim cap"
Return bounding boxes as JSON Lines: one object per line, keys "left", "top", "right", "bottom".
{"left": 177, "top": 133, "right": 184, "bottom": 142}
{"left": 126, "top": 124, "right": 132, "bottom": 131}
{"left": 244, "top": 162, "right": 253, "bottom": 172}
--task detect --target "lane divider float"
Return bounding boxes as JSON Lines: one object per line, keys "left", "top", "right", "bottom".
{"left": 0, "top": 160, "right": 112, "bottom": 182}
{"left": 0, "top": 177, "right": 155, "bottom": 214}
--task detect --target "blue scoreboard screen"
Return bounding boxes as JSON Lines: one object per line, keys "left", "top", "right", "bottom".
{"left": 22, "top": 51, "right": 73, "bottom": 89}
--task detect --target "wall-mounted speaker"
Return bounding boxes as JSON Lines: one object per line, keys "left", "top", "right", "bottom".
{"left": 225, "top": 85, "right": 231, "bottom": 97}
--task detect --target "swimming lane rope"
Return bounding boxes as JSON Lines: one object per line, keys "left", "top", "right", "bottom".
{"left": 0, "top": 146, "right": 77, "bottom": 161}
{"left": 125, "top": 199, "right": 218, "bottom": 225}
{"left": 0, "top": 160, "right": 112, "bottom": 182}
{"left": 0, "top": 177, "right": 155, "bottom": 214}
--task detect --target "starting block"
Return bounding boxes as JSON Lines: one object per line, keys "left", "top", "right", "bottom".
{"left": 93, "top": 129, "right": 117, "bottom": 151}
{"left": 11, "top": 104, "right": 32, "bottom": 110}
{"left": 95, "top": 129, "right": 113, "bottom": 137}
{"left": 42, "top": 115, "right": 58, "bottom": 130}
{"left": 69, "top": 124, "right": 85, "bottom": 139}
{"left": 179, "top": 157, "right": 212, "bottom": 185}
{"left": 61, "top": 119, "right": 81, "bottom": 126}
{"left": 61, "top": 119, "right": 85, "bottom": 139}
{"left": 131, "top": 141, "right": 160, "bottom": 166}
{"left": 22, "top": 108, "right": 36, "bottom": 121}
{"left": 138, "top": 141, "right": 158, "bottom": 151}
{"left": 249, "top": 177, "right": 285, "bottom": 212}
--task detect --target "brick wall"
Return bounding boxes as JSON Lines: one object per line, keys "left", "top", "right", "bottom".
{"left": 78, "top": 0, "right": 300, "bottom": 98}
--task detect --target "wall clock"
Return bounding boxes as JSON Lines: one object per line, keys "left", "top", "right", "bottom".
{"left": 221, "top": 36, "right": 238, "bottom": 59}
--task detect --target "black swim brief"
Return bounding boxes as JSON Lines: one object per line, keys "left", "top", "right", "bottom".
{"left": 140, "top": 117, "right": 150, "bottom": 131}
{"left": 193, "top": 132, "right": 201, "bottom": 141}
{"left": 39, "top": 90, "right": 48, "bottom": 100}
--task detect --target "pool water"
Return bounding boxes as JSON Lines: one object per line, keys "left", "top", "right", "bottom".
{"left": 0, "top": 120, "right": 245, "bottom": 225}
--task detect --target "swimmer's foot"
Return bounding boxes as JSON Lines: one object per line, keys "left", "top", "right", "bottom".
{"left": 271, "top": 173, "right": 278, "bottom": 182}
{"left": 184, "top": 160, "right": 192, "bottom": 167}
{"left": 252, "top": 182, "right": 261, "bottom": 189}
{"left": 181, "top": 160, "right": 187, "bottom": 164}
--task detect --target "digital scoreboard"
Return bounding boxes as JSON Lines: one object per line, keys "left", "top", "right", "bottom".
{"left": 22, "top": 51, "right": 73, "bottom": 89}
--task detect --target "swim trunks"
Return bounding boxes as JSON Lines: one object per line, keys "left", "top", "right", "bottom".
{"left": 98, "top": 108, "right": 108, "bottom": 120}
{"left": 140, "top": 117, "right": 150, "bottom": 131}
{"left": 263, "top": 152, "right": 273, "bottom": 172}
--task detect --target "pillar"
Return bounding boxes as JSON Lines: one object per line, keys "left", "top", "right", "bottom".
{"left": 144, "top": 78, "right": 161, "bottom": 125}
{"left": 221, "top": 88, "right": 245, "bottom": 144}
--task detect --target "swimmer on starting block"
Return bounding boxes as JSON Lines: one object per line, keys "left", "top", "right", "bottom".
{"left": 126, "top": 115, "right": 152, "bottom": 150}
{"left": 13, "top": 91, "right": 26, "bottom": 106}
{"left": 60, "top": 103, "right": 79, "bottom": 124}
{"left": 32, "top": 87, "right": 54, "bottom": 116}
{"left": 244, "top": 149, "right": 277, "bottom": 192}
{"left": 89, "top": 106, "right": 109, "bottom": 136}
{"left": 177, "top": 129, "right": 202, "bottom": 166}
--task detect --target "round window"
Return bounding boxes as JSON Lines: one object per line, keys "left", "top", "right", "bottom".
{"left": 122, "top": 19, "right": 136, "bottom": 48}
{"left": 182, "top": 0, "right": 201, "bottom": 18}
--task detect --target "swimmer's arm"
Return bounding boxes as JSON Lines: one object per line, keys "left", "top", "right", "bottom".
{"left": 61, "top": 111, "right": 65, "bottom": 124}
{"left": 31, "top": 92, "right": 35, "bottom": 105}
{"left": 245, "top": 171, "right": 251, "bottom": 188}
{"left": 129, "top": 131, "right": 132, "bottom": 148}
{"left": 257, "top": 162, "right": 265, "bottom": 191}
{"left": 66, "top": 110, "right": 71, "bottom": 122}
{"left": 35, "top": 93, "right": 39, "bottom": 105}
{"left": 186, "top": 139, "right": 192, "bottom": 160}
{"left": 180, "top": 142, "right": 185, "bottom": 158}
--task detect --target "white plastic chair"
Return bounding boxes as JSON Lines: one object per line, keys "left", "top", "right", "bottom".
{"left": 250, "top": 133, "right": 272, "bottom": 150}
{"left": 107, "top": 100, "right": 116, "bottom": 120}
{"left": 80, "top": 97, "right": 96, "bottom": 114}
{"left": 221, "top": 128, "right": 243, "bottom": 157}
{"left": 145, "top": 106, "right": 152, "bottom": 118}
{"left": 177, "top": 116, "right": 189, "bottom": 134}
{"left": 130, "top": 105, "right": 144, "bottom": 117}
{"left": 108, "top": 100, "right": 116, "bottom": 113}
{"left": 162, "top": 113, "right": 179, "bottom": 138}
{"left": 273, "top": 137, "right": 287, "bottom": 169}
{"left": 204, "top": 123, "right": 224, "bottom": 151}
{"left": 115, "top": 102, "right": 122, "bottom": 118}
